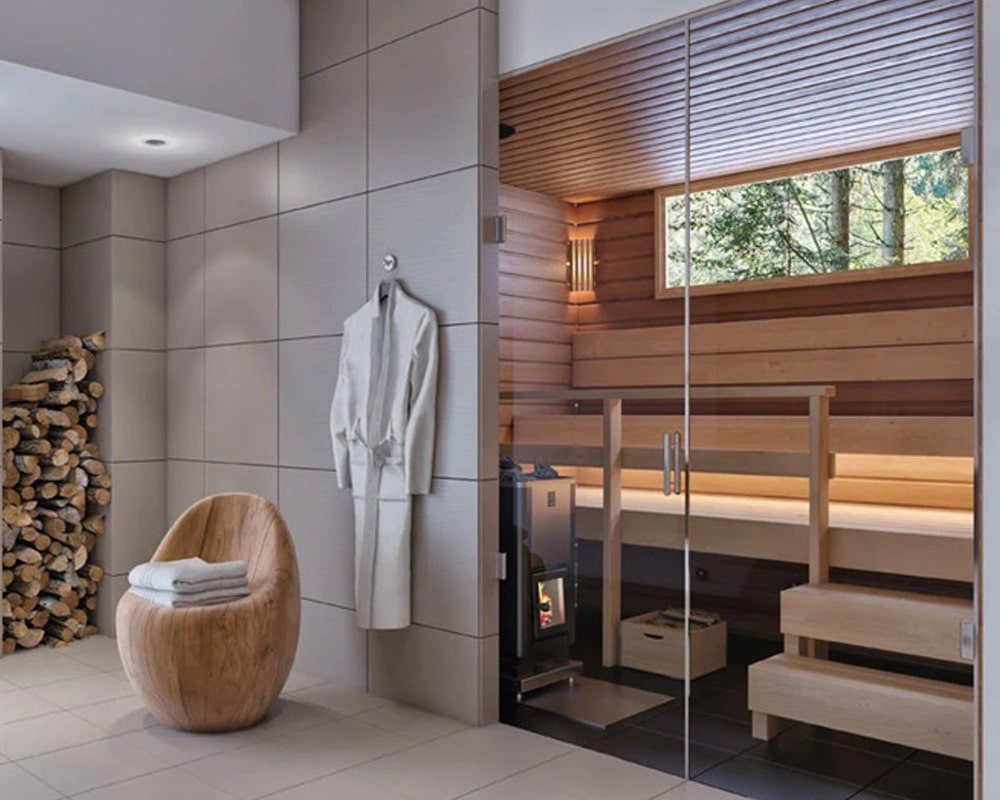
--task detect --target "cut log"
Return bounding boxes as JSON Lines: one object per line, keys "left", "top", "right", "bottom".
{"left": 81, "top": 331, "right": 107, "bottom": 352}
{"left": 4, "top": 383, "right": 48, "bottom": 403}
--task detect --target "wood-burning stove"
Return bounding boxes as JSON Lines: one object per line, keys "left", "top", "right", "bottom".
{"left": 500, "top": 477, "right": 581, "bottom": 698}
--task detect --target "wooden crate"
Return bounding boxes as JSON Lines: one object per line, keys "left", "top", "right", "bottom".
{"left": 620, "top": 612, "right": 727, "bottom": 679}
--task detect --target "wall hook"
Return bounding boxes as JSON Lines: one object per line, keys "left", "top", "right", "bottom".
{"left": 383, "top": 254, "right": 398, "bottom": 272}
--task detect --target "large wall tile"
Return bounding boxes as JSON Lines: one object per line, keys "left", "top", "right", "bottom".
{"left": 205, "top": 463, "right": 278, "bottom": 505}
{"left": 205, "top": 342, "right": 278, "bottom": 465}
{"left": 106, "top": 461, "right": 167, "bottom": 575}
{"left": 61, "top": 240, "right": 111, "bottom": 338}
{"left": 167, "top": 459, "right": 205, "bottom": 526}
{"left": 300, "top": 0, "right": 366, "bottom": 76}
{"left": 278, "top": 196, "right": 366, "bottom": 339}
{"left": 479, "top": 480, "right": 499, "bottom": 638}
{"left": 479, "top": 634, "right": 499, "bottom": 724}
{"left": 2, "top": 180, "right": 59, "bottom": 247}
{"left": 61, "top": 173, "right": 112, "bottom": 247}
{"left": 279, "top": 468, "right": 355, "bottom": 608}
{"left": 106, "top": 350, "right": 167, "bottom": 462}
{"left": 111, "top": 171, "right": 165, "bottom": 242}
{"left": 369, "top": 624, "right": 482, "bottom": 725}
{"left": 279, "top": 56, "right": 367, "bottom": 212}
{"left": 479, "top": 11, "right": 499, "bottom": 170}
{"left": 110, "top": 237, "right": 166, "bottom": 350}
{"left": 368, "top": 12, "right": 480, "bottom": 188}
{"left": 478, "top": 322, "right": 499, "bottom": 480}
{"left": 2, "top": 352, "right": 30, "bottom": 387}
{"left": 167, "top": 349, "right": 205, "bottom": 460}
{"left": 95, "top": 575, "right": 129, "bottom": 637}
{"left": 411, "top": 479, "right": 481, "bottom": 636}
{"left": 479, "top": 167, "right": 499, "bottom": 324}
{"left": 369, "top": 0, "right": 491, "bottom": 48}
{"left": 296, "top": 600, "right": 367, "bottom": 687}
{"left": 434, "top": 324, "right": 480, "bottom": 480}
{"left": 166, "top": 235, "right": 205, "bottom": 349}
{"left": 166, "top": 169, "right": 205, "bottom": 241}
{"left": 205, "top": 218, "right": 278, "bottom": 345}
{"left": 3, "top": 244, "right": 59, "bottom": 351}
{"left": 367, "top": 169, "right": 479, "bottom": 325}
{"left": 204, "top": 144, "right": 278, "bottom": 230}
{"left": 278, "top": 336, "right": 339, "bottom": 469}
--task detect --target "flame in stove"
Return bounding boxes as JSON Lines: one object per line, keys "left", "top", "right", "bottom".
{"left": 537, "top": 582, "right": 554, "bottom": 629}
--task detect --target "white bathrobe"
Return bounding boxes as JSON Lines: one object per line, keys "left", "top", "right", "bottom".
{"left": 330, "top": 282, "right": 438, "bottom": 630}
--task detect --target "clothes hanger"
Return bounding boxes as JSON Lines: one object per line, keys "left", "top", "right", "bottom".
{"left": 379, "top": 254, "right": 398, "bottom": 302}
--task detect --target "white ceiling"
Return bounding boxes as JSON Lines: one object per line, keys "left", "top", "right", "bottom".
{"left": 0, "top": 61, "right": 294, "bottom": 186}
{"left": 0, "top": 0, "right": 298, "bottom": 187}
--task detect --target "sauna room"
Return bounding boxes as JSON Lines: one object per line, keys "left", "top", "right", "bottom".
{"left": 496, "top": 0, "right": 978, "bottom": 798}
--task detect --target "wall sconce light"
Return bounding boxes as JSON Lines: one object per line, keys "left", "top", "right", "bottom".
{"left": 568, "top": 238, "right": 597, "bottom": 292}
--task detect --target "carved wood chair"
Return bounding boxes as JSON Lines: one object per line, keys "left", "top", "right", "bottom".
{"left": 116, "top": 493, "right": 300, "bottom": 732}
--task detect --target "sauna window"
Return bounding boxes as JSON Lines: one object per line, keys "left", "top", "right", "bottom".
{"left": 657, "top": 148, "right": 969, "bottom": 292}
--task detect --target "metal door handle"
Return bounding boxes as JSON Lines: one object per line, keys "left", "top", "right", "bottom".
{"left": 663, "top": 432, "right": 672, "bottom": 495}
{"left": 672, "top": 431, "right": 682, "bottom": 495}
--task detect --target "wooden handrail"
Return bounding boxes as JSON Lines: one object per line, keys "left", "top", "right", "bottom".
{"left": 501, "top": 385, "right": 836, "bottom": 402}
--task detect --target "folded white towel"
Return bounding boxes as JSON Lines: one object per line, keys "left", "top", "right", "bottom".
{"left": 128, "top": 557, "right": 248, "bottom": 592}
{"left": 129, "top": 584, "right": 250, "bottom": 608}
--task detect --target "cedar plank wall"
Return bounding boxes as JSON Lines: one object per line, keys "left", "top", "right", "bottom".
{"left": 572, "top": 191, "right": 975, "bottom": 417}
{"left": 499, "top": 185, "right": 575, "bottom": 442}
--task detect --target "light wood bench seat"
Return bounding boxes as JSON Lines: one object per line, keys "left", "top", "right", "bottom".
{"left": 574, "top": 486, "right": 973, "bottom": 582}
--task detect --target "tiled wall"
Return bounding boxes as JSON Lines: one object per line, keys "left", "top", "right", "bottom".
{"left": 2, "top": 180, "right": 61, "bottom": 385}
{"left": 60, "top": 170, "right": 167, "bottom": 634}
{"left": 165, "top": 0, "right": 500, "bottom": 725}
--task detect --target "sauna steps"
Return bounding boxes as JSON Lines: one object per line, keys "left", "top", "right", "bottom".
{"left": 750, "top": 583, "right": 974, "bottom": 760}
{"left": 780, "top": 583, "right": 974, "bottom": 665}
{"left": 748, "top": 653, "right": 974, "bottom": 760}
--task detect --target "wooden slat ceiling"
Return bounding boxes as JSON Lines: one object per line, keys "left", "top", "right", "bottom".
{"left": 499, "top": 0, "right": 976, "bottom": 202}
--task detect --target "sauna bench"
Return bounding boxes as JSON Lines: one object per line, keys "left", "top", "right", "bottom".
{"left": 574, "top": 486, "right": 973, "bottom": 582}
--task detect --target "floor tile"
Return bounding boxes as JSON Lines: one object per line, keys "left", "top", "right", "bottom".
{"left": 640, "top": 709, "right": 759, "bottom": 755}
{"left": 356, "top": 702, "right": 467, "bottom": 743}
{"left": 70, "top": 694, "right": 158, "bottom": 734}
{"left": 183, "top": 717, "right": 411, "bottom": 799}
{"left": 0, "top": 648, "right": 100, "bottom": 688}
{"left": 60, "top": 635, "right": 123, "bottom": 672}
{"left": 688, "top": 690, "right": 752, "bottom": 726}
{"left": 251, "top": 696, "right": 341, "bottom": 737}
{"left": 503, "top": 703, "right": 610, "bottom": 748}
{"left": 0, "top": 762, "right": 62, "bottom": 800}
{"left": 30, "top": 670, "right": 132, "bottom": 710}
{"left": 697, "top": 755, "right": 858, "bottom": 800}
{"left": 657, "top": 782, "right": 751, "bottom": 799}
{"left": 290, "top": 683, "right": 391, "bottom": 716}
{"left": 744, "top": 731, "right": 900, "bottom": 787}
{"left": 0, "top": 710, "right": 107, "bottom": 760}
{"left": 19, "top": 735, "right": 170, "bottom": 796}
{"left": 904, "top": 749, "right": 974, "bottom": 778}
{"left": 866, "top": 760, "right": 974, "bottom": 800}
{"left": 463, "top": 748, "right": 683, "bottom": 800}
{"left": 120, "top": 722, "right": 265, "bottom": 766}
{"left": 351, "top": 724, "right": 575, "bottom": 800}
{"left": 591, "top": 725, "right": 733, "bottom": 779}
{"left": 71, "top": 766, "right": 239, "bottom": 800}
{"left": 262, "top": 770, "right": 412, "bottom": 800}
{"left": 0, "top": 689, "right": 61, "bottom": 725}
{"left": 778, "top": 723, "right": 913, "bottom": 761}
{"left": 0, "top": 676, "right": 18, "bottom": 693}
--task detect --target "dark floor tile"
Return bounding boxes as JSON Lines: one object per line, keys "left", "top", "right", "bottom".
{"left": 849, "top": 793, "right": 901, "bottom": 800}
{"left": 639, "top": 707, "right": 760, "bottom": 754}
{"left": 745, "top": 732, "right": 901, "bottom": 788}
{"left": 502, "top": 703, "right": 610, "bottom": 747}
{"left": 780, "top": 723, "right": 914, "bottom": 761}
{"left": 867, "top": 761, "right": 973, "bottom": 800}
{"left": 904, "top": 749, "right": 974, "bottom": 778}
{"left": 590, "top": 724, "right": 735, "bottom": 779}
{"left": 689, "top": 688, "right": 752, "bottom": 724}
{"left": 698, "top": 755, "right": 859, "bottom": 800}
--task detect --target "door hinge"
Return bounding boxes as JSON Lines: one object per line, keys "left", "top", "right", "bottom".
{"left": 485, "top": 215, "right": 507, "bottom": 244}
{"left": 961, "top": 620, "right": 977, "bottom": 660}
{"left": 491, "top": 552, "right": 507, "bottom": 581}
{"left": 961, "top": 126, "right": 977, "bottom": 167}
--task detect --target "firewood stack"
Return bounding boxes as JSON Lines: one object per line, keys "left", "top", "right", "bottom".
{"left": 1, "top": 332, "right": 110, "bottom": 653}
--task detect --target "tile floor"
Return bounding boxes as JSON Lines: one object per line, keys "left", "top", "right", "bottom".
{"left": 0, "top": 636, "right": 747, "bottom": 799}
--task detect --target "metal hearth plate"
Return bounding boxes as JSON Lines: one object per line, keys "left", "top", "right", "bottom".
{"left": 522, "top": 675, "right": 672, "bottom": 729}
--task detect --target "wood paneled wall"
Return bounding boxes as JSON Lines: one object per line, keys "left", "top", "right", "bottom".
{"left": 499, "top": 185, "right": 575, "bottom": 442}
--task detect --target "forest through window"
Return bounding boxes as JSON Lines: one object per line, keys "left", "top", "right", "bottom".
{"left": 661, "top": 148, "right": 969, "bottom": 290}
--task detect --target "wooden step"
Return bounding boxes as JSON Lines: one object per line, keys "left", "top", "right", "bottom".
{"left": 749, "top": 653, "right": 973, "bottom": 760}
{"left": 781, "top": 583, "right": 973, "bottom": 664}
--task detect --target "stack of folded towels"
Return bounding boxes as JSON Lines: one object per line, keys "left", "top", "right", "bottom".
{"left": 128, "top": 557, "right": 250, "bottom": 608}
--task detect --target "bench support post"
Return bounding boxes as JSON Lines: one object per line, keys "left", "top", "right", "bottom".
{"left": 602, "top": 397, "right": 623, "bottom": 667}
{"left": 806, "top": 394, "right": 832, "bottom": 659}
{"left": 752, "top": 710, "right": 794, "bottom": 741}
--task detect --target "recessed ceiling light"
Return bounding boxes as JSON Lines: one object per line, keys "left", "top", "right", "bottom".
{"left": 143, "top": 138, "right": 168, "bottom": 147}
